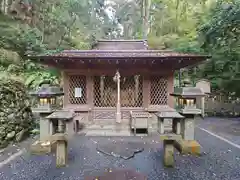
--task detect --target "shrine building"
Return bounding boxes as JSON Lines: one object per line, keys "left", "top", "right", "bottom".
{"left": 33, "top": 40, "right": 209, "bottom": 135}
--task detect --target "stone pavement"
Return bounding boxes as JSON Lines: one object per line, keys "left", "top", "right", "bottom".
{"left": 0, "top": 118, "right": 239, "bottom": 180}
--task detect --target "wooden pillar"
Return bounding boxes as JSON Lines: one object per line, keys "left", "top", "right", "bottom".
{"left": 143, "top": 75, "right": 150, "bottom": 109}
{"left": 62, "top": 71, "right": 69, "bottom": 108}
{"left": 134, "top": 75, "right": 139, "bottom": 105}
{"left": 114, "top": 70, "right": 121, "bottom": 123}
{"left": 87, "top": 75, "right": 93, "bottom": 107}
{"left": 167, "top": 73, "right": 174, "bottom": 108}
{"left": 100, "top": 75, "right": 105, "bottom": 106}
{"left": 87, "top": 74, "right": 94, "bottom": 121}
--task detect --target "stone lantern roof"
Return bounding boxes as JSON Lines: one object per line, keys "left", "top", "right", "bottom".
{"left": 29, "top": 84, "right": 64, "bottom": 97}
{"left": 170, "top": 79, "right": 205, "bottom": 98}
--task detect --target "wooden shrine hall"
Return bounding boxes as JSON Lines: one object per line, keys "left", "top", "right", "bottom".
{"left": 34, "top": 40, "right": 209, "bottom": 135}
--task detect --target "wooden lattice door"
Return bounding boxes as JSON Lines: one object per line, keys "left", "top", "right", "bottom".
{"left": 94, "top": 76, "right": 116, "bottom": 107}
{"left": 68, "top": 75, "right": 87, "bottom": 104}
{"left": 93, "top": 75, "right": 143, "bottom": 108}
{"left": 150, "top": 76, "right": 168, "bottom": 105}
{"left": 120, "top": 75, "right": 143, "bottom": 107}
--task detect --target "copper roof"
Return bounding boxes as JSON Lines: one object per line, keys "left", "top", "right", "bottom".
{"left": 29, "top": 40, "right": 210, "bottom": 70}
{"left": 93, "top": 39, "right": 148, "bottom": 50}
{"left": 33, "top": 40, "right": 210, "bottom": 59}
{"left": 38, "top": 50, "right": 210, "bottom": 59}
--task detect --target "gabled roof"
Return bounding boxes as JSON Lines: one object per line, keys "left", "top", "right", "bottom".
{"left": 29, "top": 40, "right": 211, "bottom": 70}
{"left": 45, "top": 49, "right": 210, "bottom": 59}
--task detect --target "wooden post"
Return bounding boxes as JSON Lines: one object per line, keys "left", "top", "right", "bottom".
{"left": 100, "top": 75, "right": 105, "bottom": 106}
{"left": 163, "top": 140, "right": 174, "bottom": 167}
{"left": 134, "top": 75, "right": 139, "bottom": 105}
{"left": 142, "top": 75, "right": 149, "bottom": 109}
{"left": 114, "top": 70, "right": 121, "bottom": 123}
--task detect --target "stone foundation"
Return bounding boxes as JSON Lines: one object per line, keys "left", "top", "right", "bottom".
{"left": 174, "top": 139, "right": 201, "bottom": 155}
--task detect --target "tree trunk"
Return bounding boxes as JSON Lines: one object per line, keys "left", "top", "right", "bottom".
{"left": 142, "top": 0, "right": 151, "bottom": 39}
{"left": 1, "top": 0, "right": 9, "bottom": 14}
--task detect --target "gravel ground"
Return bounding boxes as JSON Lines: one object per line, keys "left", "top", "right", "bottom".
{"left": 197, "top": 117, "right": 240, "bottom": 145}
{"left": 0, "top": 121, "right": 239, "bottom": 180}
{"left": 0, "top": 136, "right": 37, "bottom": 162}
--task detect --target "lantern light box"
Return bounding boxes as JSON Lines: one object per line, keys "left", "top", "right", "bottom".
{"left": 171, "top": 82, "right": 205, "bottom": 115}
{"left": 30, "top": 84, "right": 64, "bottom": 113}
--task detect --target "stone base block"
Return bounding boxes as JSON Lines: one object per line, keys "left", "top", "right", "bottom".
{"left": 160, "top": 133, "right": 182, "bottom": 141}
{"left": 174, "top": 140, "right": 201, "bottom": 155}
{"left": 56, "top": 140, "right": 68, "bottom": 168}
{"left": 30, "top": 140, "right": 57, "bottom": 155}
{"left": 30, "top": 140, "right": 52, "bottom": 155}
{"left": 163, "top": 140, "right": 174, "bottom": 167}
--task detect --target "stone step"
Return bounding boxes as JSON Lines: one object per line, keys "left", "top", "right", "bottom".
{"left": 93, "top": 119, "right": 129, "bottom": 122}
{"left": 84, "top": 129, "right": 131, "bottom": 136}
{"left": 91, "top": 120, "right": 130, "bottom": 126}
{"left": 86, "top": 124, "right": 130, "bottom": 131}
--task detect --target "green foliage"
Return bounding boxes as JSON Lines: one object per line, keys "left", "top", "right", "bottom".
{"left": 148, "top": 0, "right": 240, "bottom": 97}
{"left": 1, "top": 0, "right": 239, "bottom": 97}
{"left": 24, "top": 70, "right": 59, "bottom": 89}
{"left": 198, "top": 0, "right": 240, "bottom": 95}
{"left": 0, "top": 14, "right": 45, "bottom": 56}
{"left": 0, "top": 0, "right": 114, "bottom": 90}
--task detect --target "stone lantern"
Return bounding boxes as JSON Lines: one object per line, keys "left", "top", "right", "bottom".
{"left": 170, "top": 79, "right": 205, "bottom": 155}
{"left": 30, "top": 83, "right": 64, "bottom": 140}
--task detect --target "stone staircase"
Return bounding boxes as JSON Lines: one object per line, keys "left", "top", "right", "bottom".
{"left": 78, "top": 110, "right": 173, "bottom": 136}
{"left": 82, "top": 119, "right": 131, "bottom": 136}
{"left": 80, "top": 110, "right": 132, "bottom": 136}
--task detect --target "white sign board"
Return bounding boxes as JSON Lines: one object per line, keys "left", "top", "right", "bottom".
{"left": 74, "top": 88, "right": 82, "bottom": 98}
